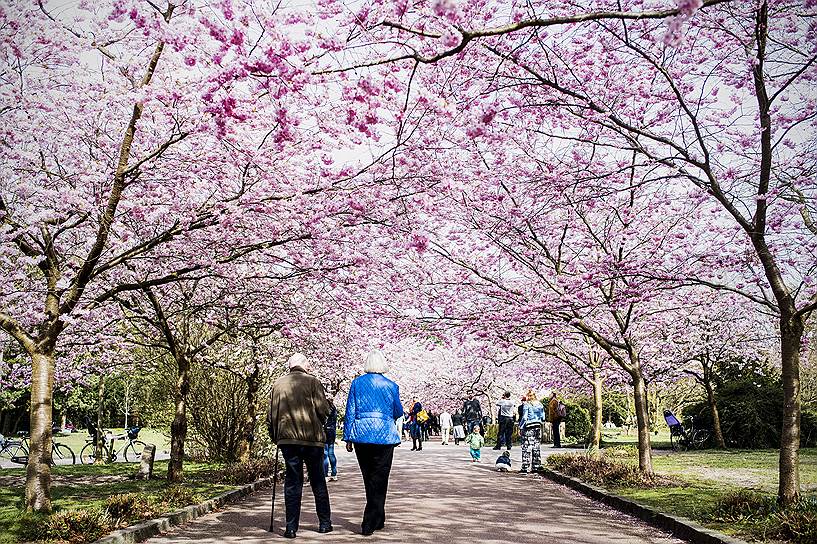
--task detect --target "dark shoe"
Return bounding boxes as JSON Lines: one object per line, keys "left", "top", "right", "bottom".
{"left": 410, "top": 447, "right": 416, "bottom": 451}
{"left": 284, "top": 529, "right": 297, "bottom": 538}
{"left": 518, "top": 469, "right": 528, "bottom": 474}
{"left": 417, "top": 447, "right": 422, "bottom": 451}
{"left": 375, "top": 522, "right": 385, "bottom": 530}
{"left": 318, "top": 525, "right": 333, "bottom": 534}
{"left": 492, "top": 446, "right": 501, "bottom": 450}
{"left": 362, "top": 527, "right": 375, "bottom": 536}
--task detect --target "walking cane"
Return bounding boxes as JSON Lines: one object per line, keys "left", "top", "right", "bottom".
{"left": 269, "top": 445, "right": 281, "bottom": 533}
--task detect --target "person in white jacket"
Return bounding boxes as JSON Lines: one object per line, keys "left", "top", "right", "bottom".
{"left": 439, "top": 410, "right": 453, "bottom": 445}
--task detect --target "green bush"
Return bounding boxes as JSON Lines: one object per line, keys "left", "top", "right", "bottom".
{"left": 215, "top": 458, "right": 279, "bottom": 484}
{"left": 484, "top": 423, "right": 519, "bottom": 445}
{"left": 708, "top": 490, "right": 776, "bottom": 522}
{"left": 105, "top": 493, "right": 157, "bottom": 522}
{"left": 574, "top": 393, "right": 629, "bottom": 427}
{"left": 771, "top": 497, "right": 817, "bottom": 544}
{"left": 546, "top": 453, "right": 659, "bottom": 488}
{"left": 563, "top": 401, "right": 591, "bottom": 442}
{"left": 708, "top": 491, "right": 817, "bottom": 544}
{"left": 19, "top": 509, "right": 111, "bottom": 544}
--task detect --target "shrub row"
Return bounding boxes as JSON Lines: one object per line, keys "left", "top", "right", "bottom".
{"left": 708, "top": 490, "right": 817, "bottom": 544}
{"left": 546, "top": 452, "right": 665, "bottom": 488}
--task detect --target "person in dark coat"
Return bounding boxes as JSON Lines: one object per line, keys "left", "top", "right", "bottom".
{"left": 462, "top": 392, "right": 483, "bottom": 435}
{"left": 344, "top": 349, "right": 404, "bottom": 536}
{"left": 452, "top": 411, "right": 465, "bottom": 445}
{"left": 323, "top": 395, "right": 338, "bottom": 481}
{"left": 408, "top": 397, "right": 424, "bottom": 451}
{"left": 267, "top": 353, "right": 332, "bottom": 538}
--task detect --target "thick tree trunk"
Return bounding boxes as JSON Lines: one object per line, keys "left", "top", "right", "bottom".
{"left": 590, "top": 371, "right": 603, "bottom": 455}
{"left": 705, "top": 382, "right": 726, "bottom": 449}
{"left": 168, "top": 356, "right": 190, "bottom": 483}
{"left": 631, "top": 370, "right": 653, "bottom": 475}
{"left": 778, "top": 314, "right": 803, "bottom": 505}
{"left": 94, "top": 375, "right": 106, "bottom": 464}
{"left": 25, "top": 350, "right": 55, "bottom": 512}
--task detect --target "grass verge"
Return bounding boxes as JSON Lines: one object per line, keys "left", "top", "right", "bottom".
{"left": 0, "top": 460, "right": 240, "bottom": 544}
{"left": 547, "top": 448, "right": 817, "bottom": 543}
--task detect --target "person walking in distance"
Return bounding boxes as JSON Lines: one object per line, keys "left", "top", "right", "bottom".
{"left": 439, "top": 409, "right": 453, "bottom": 445}
{"left": 494, "top": 392, "right": 516, "bottom": 451}
{"left": 452, "top": 410, "right": 466, "bottom": 445}
{"left": 408, "top": 397, "right": 424, "bottom": 451}
{"left": 462, "top": 392, "right": 483, "bottom": 435}
{"left": 267, "top": 353, "right": 332, "bottom": 538}
{"left": 343, "top": 350, "right": 404, "bottom": 536}
{"left": 324, "top": 394, "right": 338, "bottom": 481}
{"left": 518, "top": 389, "right": 545, "bottom": 474}
{"left": 548, "top": 391, "right": 564, "bottom": 448}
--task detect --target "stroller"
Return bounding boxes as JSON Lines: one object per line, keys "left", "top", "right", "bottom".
{"left": 663, "top": 409, "right": 711, "bottom": 451}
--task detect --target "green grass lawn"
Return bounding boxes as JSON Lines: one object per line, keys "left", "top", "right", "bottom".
{"left": 0, "top": 460, "right": 233, "bottom": 544}
{"left": 599, "top": 428, "right": 674, "bottom": 449}
{"left": 609, "top": 448, "right": 817, "bottom": 541}
{"left": 51, "top": 428, "right": 172, "bottom": 457}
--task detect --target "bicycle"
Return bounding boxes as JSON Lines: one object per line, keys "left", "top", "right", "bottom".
{"left": 0, "top": 431, "right": 76, "bottom": 465}
{"left": 664, "top": 410, "right": 712, "bottom": 451}
{"left": 80, "top": 427, "right": 146, "bottom": 464}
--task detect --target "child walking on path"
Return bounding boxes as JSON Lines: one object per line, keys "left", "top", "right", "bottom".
{"left": 465, "top": 426, "right": 485, "bottom": 462}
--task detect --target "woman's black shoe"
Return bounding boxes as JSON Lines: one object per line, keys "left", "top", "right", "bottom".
{"left": 284, "top": 529, "right": 296, "bottom": 538}
{"left": 362, "top": 528, "right": 375, "bottom": 536}
{"left": 318, "top": 525, "right": 333, "bottom": 534}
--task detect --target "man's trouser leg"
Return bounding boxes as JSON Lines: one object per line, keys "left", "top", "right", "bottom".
{"left": 281, "top": 445, "right": 305, "bottom": 533}
{"left": 356, "top": 443, "right": 395, "bottom": 532}
{"left": 503, "top": 416, "right": 515, "bottom": 448}
{"left": 442, "top": 427, "right": 450, "bottom": 444}
{"left": 303, "top": 445, "right": 331, "bottom": 527}
{"left": 552, "top": 419, "right": 562, "bottom": 448}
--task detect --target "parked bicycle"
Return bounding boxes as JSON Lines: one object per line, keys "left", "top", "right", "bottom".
{"left": 0, "top": 431, "right": 76, "bottom": 465}
{"left": 664, "top": 410, "right": 712, "bottom": 451}
{"left": 80, "top": 427, "right": 145, "bottom": 464}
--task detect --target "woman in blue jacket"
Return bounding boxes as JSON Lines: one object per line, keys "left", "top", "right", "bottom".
{"left": 343, "top": 349, "right": 404, "bottom": 536}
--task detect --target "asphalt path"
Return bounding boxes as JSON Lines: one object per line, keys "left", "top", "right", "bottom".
{"left": 147, "top": 441, "right": 686, "bottom": 544}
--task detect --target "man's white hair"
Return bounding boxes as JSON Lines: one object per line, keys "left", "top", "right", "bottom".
{"left": 288, "top": 352, "right": 309, "bottom": 370}
{"left": 364, "top": 349, "right": 389, "bottom": 374}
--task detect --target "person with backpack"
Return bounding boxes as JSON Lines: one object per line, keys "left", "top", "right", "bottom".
{"left": 408, "top": 397, "right": 425, "bottom": 451}
{"left": 548, "top": 391, "right": 566, "bottom": 448}
{"left": 518, "top": 389, "right": 545, "bottom": 473}
{"left": 343, "top": 349, "right": 404, "bottom": 536}
{"left": 323, "top": 394, "right": 338, "bottom": 481}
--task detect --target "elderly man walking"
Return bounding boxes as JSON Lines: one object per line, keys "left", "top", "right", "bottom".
{"left": 268, "top": 353, "right": 332, "bottom": 539}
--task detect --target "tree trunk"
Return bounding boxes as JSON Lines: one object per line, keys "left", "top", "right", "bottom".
{"left": 237, "top": 366, "right": 260, "bottom": 463}
{"left": 590, "top": 371, "right": 603, "bottom": 455}
{"left": 778, "top": 314, "right": 804, "bottom": 505}
{"left": 94, "top": 375, "right": 106, "bottom": 464}
{"left": 705, "top": 381, "right": 726, "bottom": 449}
{"left": 631, "top": 370, "right": 653, "bottom": 475}
{"left": 168, "top": 355, "right": 190, "bottom": 483}
{"left": 25, "top": 350, "right": 55, "bottom": 512}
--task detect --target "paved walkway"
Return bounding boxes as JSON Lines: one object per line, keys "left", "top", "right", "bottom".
{"left": 147, "top": 442, "right": 685, "bottom": 544}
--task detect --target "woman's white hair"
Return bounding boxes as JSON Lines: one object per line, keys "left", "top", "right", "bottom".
{"left": 364, "top": 349, "right": 389, "bottom": 374}
{"left": 287, "top": 352, "right": 309, "bottom": 370}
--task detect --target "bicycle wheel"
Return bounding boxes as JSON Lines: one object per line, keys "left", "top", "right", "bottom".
{"left": 1, "top": 443, "right": 27, "bottom": 463}
{"left": 80, "top": 443, "right": 97, "bottom": 465}
{"left": 53, "top": 443, "right": 76, "bottom": 465}
{"left": 124, "top": 441, "right": 146, "bottom": 462}
{"left": 692, "top": 429, "right": 712, "bottom": 449}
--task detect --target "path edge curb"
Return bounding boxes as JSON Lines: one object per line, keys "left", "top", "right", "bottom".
{"left": 541, "top": 468, "right": 749, "bottom": 544}
{"left": 92, "top": 477, "right": 272, "bottom": 544}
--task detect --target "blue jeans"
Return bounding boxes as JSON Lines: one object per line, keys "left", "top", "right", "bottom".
{"left": 324, "top": 443, "right": 337, "bottom": 477}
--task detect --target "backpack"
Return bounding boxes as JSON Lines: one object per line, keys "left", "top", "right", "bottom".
{"left": 416, "top": 409, "right": 429, "bottom": 423}
{"left": 557, "top": 402, "right": 567, "bottom": 419}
